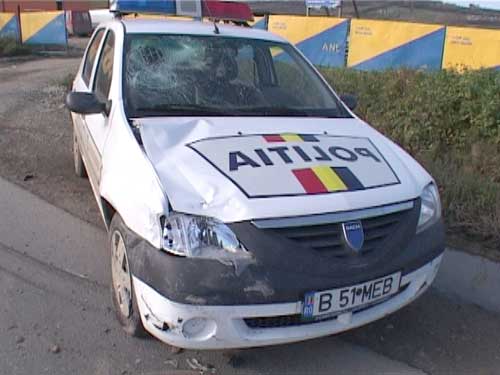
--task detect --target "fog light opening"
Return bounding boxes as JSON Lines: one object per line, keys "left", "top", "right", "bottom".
{"left": 182, "top": 317, "right": 217, "bottom": 340}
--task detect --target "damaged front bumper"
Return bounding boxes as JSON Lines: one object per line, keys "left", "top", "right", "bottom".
{"left": 133, "top": 254, "right": 443, "bottom": 349}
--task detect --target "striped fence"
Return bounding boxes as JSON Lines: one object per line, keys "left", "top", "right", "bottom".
{"left": 0, "top": 11, "right": 67, "bottom": 46}
{"left": 347, "top": 19, "right": 445, "bottom": 71}
{"left": 0, "top": 12, "right": 19, "bottom": 39}
{"left": 20, "top": 11, "right": 66, "bottom": 45}
{"left": 260, "top": 15, "right": 500, "bottom": 71}
{"left": 268, "top": 15, "right": 348, "bottom": 68}
{"left": 250, "top": 16, "right": 266, "bottom": 29}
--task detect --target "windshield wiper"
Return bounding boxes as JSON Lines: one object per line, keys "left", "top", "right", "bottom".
{"left": 133, "top": 104, "right": 232, "bottom": 116}
{"left": 233, "top": 107, "right": 348, "bottom": 118}
{"left": 234, "top": 106, "right": 311, "bottom": 117}
{"left": 132, "top": 104, "right": 347, "bottom": 118}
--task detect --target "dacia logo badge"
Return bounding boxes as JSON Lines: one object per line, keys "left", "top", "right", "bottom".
{"left": 342, "top": 220, "right": 364, "bottom": 253}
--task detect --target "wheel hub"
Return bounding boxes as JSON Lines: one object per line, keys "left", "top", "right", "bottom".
{"left": 111, "top": 231, "right": 132, "bottom": 318}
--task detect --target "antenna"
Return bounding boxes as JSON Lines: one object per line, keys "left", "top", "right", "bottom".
{"left": 202, "top": 0, "right": 220, "bottom": 35}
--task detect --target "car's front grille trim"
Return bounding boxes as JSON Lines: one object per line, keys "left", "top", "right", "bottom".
{"left": 251, "top": 200, "right": 414, "bottom": 229}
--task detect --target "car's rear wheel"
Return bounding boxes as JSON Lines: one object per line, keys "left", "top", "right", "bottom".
{"left": 73, "top": 128, "right": 87, "bottom": 178}
{"left": 109, "top": 214, "right": 146, "bottom": 337}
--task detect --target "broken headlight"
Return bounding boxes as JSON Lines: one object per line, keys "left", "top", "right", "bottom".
{"left": 416, "top": 183, "right": 441, "bottom": 233}
{"left": 160, "top": 214, "right": 251, "bottom": 262}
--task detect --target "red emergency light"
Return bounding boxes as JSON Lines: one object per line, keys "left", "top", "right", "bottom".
{"left": 202, "top": 0, "right": 253, "bottom": 22}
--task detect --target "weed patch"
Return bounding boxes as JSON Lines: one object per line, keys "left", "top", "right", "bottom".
{"left": 0, "top": 37, "right": 32, "bottom": 57}
{"left": 321, "top": 68, "right": 500, "bottom": 252}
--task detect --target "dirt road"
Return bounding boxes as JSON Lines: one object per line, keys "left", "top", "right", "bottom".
{"left": 0, "top": 57, "right": 100, "bottom": 227}
{"left": 1, "top": 56, "right": 500, "bottom": 375}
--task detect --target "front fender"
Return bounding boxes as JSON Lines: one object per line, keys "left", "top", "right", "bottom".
{"left": 99, "top": 104, "right": 168, "bottom": 248}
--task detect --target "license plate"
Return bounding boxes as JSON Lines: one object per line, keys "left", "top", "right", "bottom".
{"left": 302, "top": 272, "right": 401, "bottom": 318}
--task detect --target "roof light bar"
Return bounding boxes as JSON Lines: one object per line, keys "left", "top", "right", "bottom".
{"left": 109, "top": 0, "right": 177, "bottom": 14}
{"left": 202, "top": 1, "right": 253, "bottom": 22}
{"left": 109, "top": 0, "right": 253, "bottom": 22}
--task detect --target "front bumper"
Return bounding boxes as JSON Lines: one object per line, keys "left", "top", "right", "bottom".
{"left": 134, "top": 254, "right": 443, "bottom": 350}
{"left": 127, "top": 205, "right": 445, "bottom": 306}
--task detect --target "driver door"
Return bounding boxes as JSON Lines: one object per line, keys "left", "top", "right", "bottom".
{"left": 83, "top": 30, "right": 115, "bottom": 188}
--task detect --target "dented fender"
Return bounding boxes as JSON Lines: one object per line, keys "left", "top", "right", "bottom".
{"left": 99, "top": 102, "right": 168, "bottom": 248}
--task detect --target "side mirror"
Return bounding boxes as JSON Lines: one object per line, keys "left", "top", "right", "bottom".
{"left": 66, "top": 91, "right": 108, "bottom": 115}
{"left": 340, "top": 94, "right": 357, "bottom": 111}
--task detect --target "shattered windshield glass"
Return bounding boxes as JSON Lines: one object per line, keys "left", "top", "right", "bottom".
{"left": 124, "top": 34, "right": 351, "bottom": 118}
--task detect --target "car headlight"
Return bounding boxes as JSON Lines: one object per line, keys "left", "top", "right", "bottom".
{"left": 160, "top": 213, "right": 251, "bottom": 263}
{"left": 416, "top": 183, "right": 441, "bottom": 233}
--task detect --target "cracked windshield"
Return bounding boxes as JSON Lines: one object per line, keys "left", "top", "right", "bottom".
{"left": 124, "top": 34, "right": 349, "bottom": 117}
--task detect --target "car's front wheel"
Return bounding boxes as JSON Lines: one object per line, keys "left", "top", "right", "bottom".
{"left": 109, "top": 214, "right": 146, "bottom": 337}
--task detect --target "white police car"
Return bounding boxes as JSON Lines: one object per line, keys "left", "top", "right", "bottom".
{"left": 66, "top": 14, "right": 444, "bottom": 349}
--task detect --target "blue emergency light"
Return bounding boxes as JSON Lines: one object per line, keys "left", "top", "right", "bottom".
{"left": 110, "top": 0, "right": 177, "bottom": 14}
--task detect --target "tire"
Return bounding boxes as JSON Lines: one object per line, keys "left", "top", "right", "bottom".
{"left": 73, "top": 127, "right": 87, "bottom": 178}
{"left": 109, "top": 214, "right": 147, "bottom": 337}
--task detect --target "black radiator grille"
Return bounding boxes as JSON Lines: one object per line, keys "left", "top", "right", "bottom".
{"left": 270, "top": 208, "right": 411, "bottom": 258}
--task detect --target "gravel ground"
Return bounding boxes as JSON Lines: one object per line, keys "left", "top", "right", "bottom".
{"left": 0, "top": 56, "right": 101, "bottom": 228}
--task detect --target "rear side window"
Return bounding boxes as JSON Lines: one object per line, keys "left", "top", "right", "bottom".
{"left": 93, "top": 32, "right": 115, "bottom": 102}
{"left": 82, "top": 29, "right": 105, "bottom": 85}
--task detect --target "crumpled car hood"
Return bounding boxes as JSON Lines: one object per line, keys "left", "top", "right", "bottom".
{"left": 139, "top": 117, "right": 432, "bottom": 223}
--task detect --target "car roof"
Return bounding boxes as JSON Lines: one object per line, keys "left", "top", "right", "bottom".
{"left": 117, "top": 18, "right": 286, "bottom": 43}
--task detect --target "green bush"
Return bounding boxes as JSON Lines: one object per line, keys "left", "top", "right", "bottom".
{"left": 0, "top": 37, "right": 32, "bottom": 57}
{"left": 321, "top": 68, "right": 500, "bottom": 250}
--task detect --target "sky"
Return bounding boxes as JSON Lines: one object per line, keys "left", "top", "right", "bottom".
{"left": 442, "top": 0, "right": 500, "bottom": 10}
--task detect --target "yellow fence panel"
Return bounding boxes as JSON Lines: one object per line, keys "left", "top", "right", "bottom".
{"left": 442, "top": 27, "right": 500, "bottom": 70}
{"left": 348, "top": 19, "right": 445, "bottom": 70}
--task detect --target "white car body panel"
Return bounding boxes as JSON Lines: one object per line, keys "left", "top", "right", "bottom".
{"left": 123, "top": 18, "right": 286, "bottom": 42}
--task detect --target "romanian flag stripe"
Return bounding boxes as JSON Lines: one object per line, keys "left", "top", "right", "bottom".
{"left": 311, "top": 165, "right": 347, "bottom": 191}
{"left": 281, "top": 134, "right": 303, "bottom": 142}
{"left": 299, "top": 134, "right": 319, "bottom": 142}
{"left": 333, "top": 167, "right": 365, "bottom": 190}
{"left": 293, "top": 166, "right": 365, "bottom": 194}
{"left": 263, "top": 134, "right": 319, "bottom": 143}
{"left": 292, "top": 168, "right": 328, "bottom": 194}
{"left": 263, "top": 134, "right": 286, "bottom": 142}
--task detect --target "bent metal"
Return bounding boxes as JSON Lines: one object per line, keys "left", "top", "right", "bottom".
{"left": 229, "top": 145, "right": 382, "bottom": 171}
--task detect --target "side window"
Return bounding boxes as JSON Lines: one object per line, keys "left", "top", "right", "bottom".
{"left": 93, "top": 32, "right": 115, "bottom": 102}
{"left": 82, "top": 29, "right": 105, "bottom": 86}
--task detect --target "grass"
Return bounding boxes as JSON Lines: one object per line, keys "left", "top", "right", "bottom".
{"left": 321, "top": 67, "right": 500, "bottom": 253}
{"left": 0, "top": 37, "right": 33, "bottom": 58}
